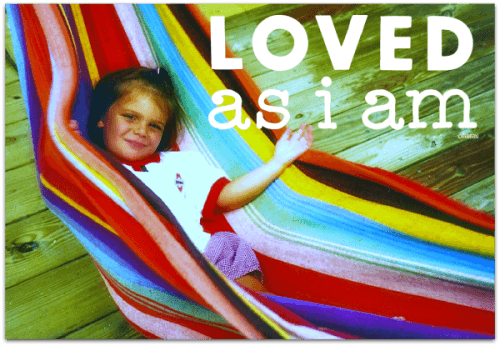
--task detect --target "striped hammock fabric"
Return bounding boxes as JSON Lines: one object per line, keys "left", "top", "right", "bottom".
{"left": 7, "top": 4, "right": 494, "bottom": 339}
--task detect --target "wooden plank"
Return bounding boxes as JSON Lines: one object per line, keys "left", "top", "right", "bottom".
{"left": 5, "top": 256, "right": 118, "bottom": 339}
{"left": 279, "top": 28, "right": 493, "bottom": 133}
{"left": 230, "top": 4, "right": 494, "bottom": 131}
{"left": 63, "top": 311, "right": 145, "bottom": 339}
{"left": 397, "top": 130, "right": 494, "bottom": 196}
{"left": 335, "top": 89, "right": 494, "bottom": 172}
{"left": 5, "top": 163, "right": 47, "bottom": 224}
{"left": 450, "top": 176, "right": 495, "bottom": 215}
{"left": 5, "top": 117, "right": 35, "bottom": 171}
{"left": 268, "top": 4, "right": 492, "bottom": 92}
{"left": 5, "top": 209, "right": 88, "bottom": 288}
{"left": 6, "top": 59, "right": 19, "bottom": 85}
{"left": 6, "top": 79, "right": 28, "bottom": 125}
{"left": 312, "top": 53, "right": 494, "bottom": 155}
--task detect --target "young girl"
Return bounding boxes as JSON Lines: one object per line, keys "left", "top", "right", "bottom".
{"left": 77, "top": 67, "right": 313, "bottom": 292}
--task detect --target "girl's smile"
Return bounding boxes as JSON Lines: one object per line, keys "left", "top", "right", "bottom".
{"left": 125, "top": 139, "right": 147, "bottom": 150}
{"left": 98, "top": 87, "right": 170, "bottom": 162}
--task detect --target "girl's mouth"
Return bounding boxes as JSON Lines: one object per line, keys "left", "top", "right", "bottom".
{"left": 125, "top": 139, "right": 147, "bottom": 150}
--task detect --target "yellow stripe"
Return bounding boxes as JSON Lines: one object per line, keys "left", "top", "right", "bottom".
{"left": 40, "top": 174, "right": 118, "bottom": 236}
{"left": 70, "top": 4, "right": 100, "bottom": 85}
{"left": 57, "top": 4, "right": 80, "bottom": 62}
{"left": 155, "top": 5, "right": 494, "bottom": 258}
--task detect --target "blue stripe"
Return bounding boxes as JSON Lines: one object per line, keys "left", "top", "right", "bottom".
{"left": 264, "top": 294, "right": 493, "bottom": 339}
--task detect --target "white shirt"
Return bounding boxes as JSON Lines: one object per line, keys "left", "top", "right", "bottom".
{"left": 123, "top": 151, "right": 229, "bottom": 251}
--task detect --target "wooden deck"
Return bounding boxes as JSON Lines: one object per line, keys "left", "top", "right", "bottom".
{"left": 5, "top": 4, "right": 494, "bottom": 339}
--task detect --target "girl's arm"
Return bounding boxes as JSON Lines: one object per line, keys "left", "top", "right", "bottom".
{"left": 215, "top": 123, "right": 313, "bottom": 212}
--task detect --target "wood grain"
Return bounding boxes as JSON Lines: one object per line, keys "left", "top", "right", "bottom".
{"left": 5, "top": 163, "right": 47, "bottom": 224}
{"left": 6, "top": 209, "right": 87, "bottom": 288}
{"left": 451, "top": 176, "right": 495, "bottom": 215}
{"left": 63, "top": 311, "right": 145, "bottom": 339}
{"left": 6, "top": 118, "right": 34, "bottom": 171}
{"left": 5, "top": 256, "right": 118, "bottom": 339}
{"left": 398, "top": 130, "right": 494, "bottom": 196}
{"left": 227, "top": 4, "right": 494, "bottom": 137}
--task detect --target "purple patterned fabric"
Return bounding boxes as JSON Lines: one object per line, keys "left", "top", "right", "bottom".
{"left": 204, "top": 232, "right": 262, "bottom": 282}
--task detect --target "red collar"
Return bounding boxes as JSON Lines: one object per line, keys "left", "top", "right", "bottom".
{"left": 120, "top": 153, "right": 161, "bottom": 172}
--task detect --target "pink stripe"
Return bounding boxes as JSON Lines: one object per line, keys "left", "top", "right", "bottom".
{"left": 103, "top": 275, "right": 211, "bottom": 339}
{"left": 114, "top": 4, "right": 156, "bottom": 68}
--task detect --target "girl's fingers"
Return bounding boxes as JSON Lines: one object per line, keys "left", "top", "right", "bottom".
{"left": 282, "top": 127, "right": 292, "bottom": 141}
{"left": 305, "top": 125, "right": 314, "bottom": 143}
{"left": 280, "top": 124, "right": 313, "bottom": 147}
{"left": 290, "top": 128, "right": 303, "bottom": 142}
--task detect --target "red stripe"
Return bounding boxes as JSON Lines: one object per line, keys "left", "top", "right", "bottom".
{"left": 19, "top": 5, "right": 52, "bottom": 116}
{"left": 79, "top": 4, "right": 140, "bottom": 76}
{"left": 257, "top": 253, "right": 494, "bottom": 336}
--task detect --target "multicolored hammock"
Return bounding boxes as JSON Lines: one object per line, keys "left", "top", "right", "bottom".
{"left": 7, "top": 4, "right": 494, "bottom": 339}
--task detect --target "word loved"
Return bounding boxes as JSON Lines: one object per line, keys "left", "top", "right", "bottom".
{"left": 208, "top": 77, "right": 477, "bottom": 131}
{"left": 211, "top": 15, "right": 473, "bottom": 71}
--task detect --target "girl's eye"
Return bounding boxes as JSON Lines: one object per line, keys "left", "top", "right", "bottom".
{"left": 122, "top": 114, "right": 135, "bottom": 120}
{"left": 150, "top": 124, "right": 163, "bottom": 131}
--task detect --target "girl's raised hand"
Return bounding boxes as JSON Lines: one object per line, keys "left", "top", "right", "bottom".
{"left": 272, "top": 123, "right": 313, "bottom": 168}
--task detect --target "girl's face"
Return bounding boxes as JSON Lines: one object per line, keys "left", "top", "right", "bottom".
{"left": 98, "top": 88, "right": 170, "bottom": 162}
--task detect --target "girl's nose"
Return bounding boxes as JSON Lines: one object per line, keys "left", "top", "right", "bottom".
{"left": 133, "top": 122, "right": 148, "bottom": 136}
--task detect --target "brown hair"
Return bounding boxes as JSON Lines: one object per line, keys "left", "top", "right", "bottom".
{"left": 87, "top": 67, "right": 183, "bottom": 152}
